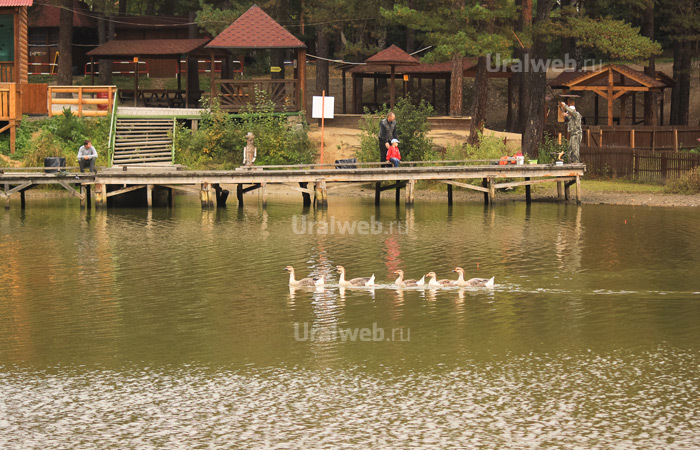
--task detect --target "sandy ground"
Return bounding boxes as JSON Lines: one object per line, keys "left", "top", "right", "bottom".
{"left": 307, "top": 125, "right": 523, "bottom": 164}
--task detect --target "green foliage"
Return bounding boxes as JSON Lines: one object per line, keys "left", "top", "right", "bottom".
{"left": 196, "top": 1, "right": 250, "bottom": 37}
{"left": 174, "top": 92, "right": 315, "bottom": 169}
{"left": 665, "top": 168, "right": 700, "bottom": 194}
{"left": 555, "top": 16, "right": 662, "bottom": 61}
{"left": 425, "top": 133, "right": 509, "bottom": 162}
{"left": 9, "top": 113, "right": 109, "bottom": 167}
{"left": 356, "top": 97, "right": 434, "bottom": 163}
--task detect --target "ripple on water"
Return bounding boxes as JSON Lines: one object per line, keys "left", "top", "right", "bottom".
{"left": 0, "top": 347, "right": 698, "bottom": 449}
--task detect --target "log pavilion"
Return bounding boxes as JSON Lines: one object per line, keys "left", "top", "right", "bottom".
{"left": 549, "top": 64, "right": 674, "bottom": 126}
{"left": 205, "top": 5, "right": 307, "bottom": 114}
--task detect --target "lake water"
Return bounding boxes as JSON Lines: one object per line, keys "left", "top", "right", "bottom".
{"left": 1, "top": 195, "right": 699, "bottom": 448}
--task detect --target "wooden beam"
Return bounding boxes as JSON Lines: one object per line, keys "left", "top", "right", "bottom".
{"left": 439, "top": 179, "right": 489, "bottom": 193}
{"left": 106, "top": 184, "right": 145, "bottom": 198}
{"left": 58, "top": 181, "right": 85, "bottom": 200}
{"left": 494, "top": 177, "right": 576, "bottom": 190}
{"left": 161, "top": 184, "right": 200, "bottom": 193}
{"left": 0, "top": 181, "right": 32, "bottom": 198}
{"left": 282, "top": 183, "right": 314, "bottom": 195}
{"left": 607, "top": 68, "right": 614, "bottom": 126}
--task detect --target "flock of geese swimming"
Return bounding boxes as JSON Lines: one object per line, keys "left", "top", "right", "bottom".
{"left": 285, "top": 265, "right": 495, "bottom": 289}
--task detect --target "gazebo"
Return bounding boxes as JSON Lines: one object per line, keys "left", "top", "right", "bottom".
{"left": 364, "top": 45, "right": 419, "bottom": 109}
{"left": 347, "top": 56, "right": 514, "bottom": 117}
{"left": 205, "top": 5, "right": 307, "bottom": 113}
{"left": 549, "top": 64, "right": 673, "bottom": 126}
{"left": 86, "top": 38, "right": 211, "bottom": 107}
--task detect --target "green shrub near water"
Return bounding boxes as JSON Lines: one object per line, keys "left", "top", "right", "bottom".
{"left": 356, "top": 96, "right": 434, "bottom": 163}
{"left": 173, "top": 91, "right": 316, "bottom": 169}
{"left": 2, "top": 109, "right": 110, "bottom": 167}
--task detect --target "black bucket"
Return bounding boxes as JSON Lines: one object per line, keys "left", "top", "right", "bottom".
{"left": 335, "top": 158, "right": 357, "bottom": 169}
{"left": 44, "top": 157, "right": 66, "bottom": 173}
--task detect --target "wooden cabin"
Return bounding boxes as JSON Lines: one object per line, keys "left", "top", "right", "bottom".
{"left": 1, "top": 0, "right": 31, "bottom": 153}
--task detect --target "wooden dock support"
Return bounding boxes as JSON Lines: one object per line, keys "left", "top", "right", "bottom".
{"left": 201, "top": 182, "right": 214, "bottom": 208}
{"left": 557, "top": 181, "right": 563, "bottom": 200}
{"left": 4, "top": 183, "right": 9, "bottom": 209}
{"left": 395, "top": 182, "right": 401, "bottom": 205}
{"left": 300, "top": 182, "right": 311, "bottom": 207}
{"left": 375, "top": 182, "right": 381, "bottom": 205}
{"left": 214, "top": 184, "right": 229, "bottom": 207}
{"left": 482, "top": 178, "right": 489, "bottom": 205}
{"left": 236, "top": 184, "right": 243, "bottom": 206}
{"left": 525, "top": 177, "right": 531, "bottom": 204}
{"left": 167, "top": 187, "right": 174, "bottom": 208}
{"left": 406, "top": 179, "right": 415, "bottom": 206}
{"left": 564, "top": 181, "right": 571, "bottom": 201}
{"left": 447, "top": 183, "right": 453, "bottom": 205}
{"left": 94, "top": 183, "right": 106, "bottom": 208}
{"left": 146, "top": 184, "right": 153, "bottom": 208}
{"left": 314, "top": 181, "right": 328, "bottom": 208}
{"left": 487, "top": 178, "right": 495, "bottom": 204}
{"left": 260, "top": 182, "right": 267, "bottom": 208}
{"left": 575, "top": 176, "right": 582, "bottom": 204}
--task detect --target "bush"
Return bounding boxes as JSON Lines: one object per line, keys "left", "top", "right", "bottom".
{"left": 537, "top": 132, "right": 568, "bottom": 164}
{"left": 425, "top": 133, "right": 509, "bottom": 163}
{"left": 356, "top": 96, "right": 434, "bottom": 163}
{"left": 665, "top": 168, "right": 700, "bottom": 194}
{"left": 173, "top": 91, "right": 315, "bottom": 169}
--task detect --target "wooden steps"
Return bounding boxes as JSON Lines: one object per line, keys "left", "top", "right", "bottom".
{"left": 112, "top": 118, "right": 174, "bottom": 166}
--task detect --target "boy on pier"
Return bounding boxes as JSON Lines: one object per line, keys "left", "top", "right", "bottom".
{"left": 386, "top": 138, "right": 401, "bottom": 167}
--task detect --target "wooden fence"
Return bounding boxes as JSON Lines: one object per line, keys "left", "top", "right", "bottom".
{"left": 547, "top": 125, "right": 700, "bottom": 151}
{"left": 581, "top": 147, "right": 700, "bottom": 182}
{"left": 48, "top": 85, "right": 116, "bottom": 117}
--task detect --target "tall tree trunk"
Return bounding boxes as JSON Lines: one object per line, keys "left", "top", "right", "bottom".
{"left": 57, "top": 0, "right": 73, "bottom": 86}
{"left": 642, "top": 0, "right": 657, "bottom": 126}
{"left": 119, "top": 0, "right": 127, "bottom": 16}
{"left": 670, "top": 39, "right": 691, "bottom": 125}
{"left": 516, "top": 0, "right": 533, "bottom": 133}
{"left": 315, "top": 28, "right": 330, "bottom": 95}
{"left": 468, "top": 56, "right": 489, "bottom": 144}
{"left": 449, "top": 53, "right": 463, "bottom": 116}
{"left": 522, "top": 0, "right": 555, "bottom": 157}
{"left": 187, "top": 11, "right": 200, "bottom": 107}
{"left": 97, "top": 12, "right": 113, "bottom": 85}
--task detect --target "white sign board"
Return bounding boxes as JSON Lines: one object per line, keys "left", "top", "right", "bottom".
{"left": 312, "top": 96, "right": 335, "bottom": 119}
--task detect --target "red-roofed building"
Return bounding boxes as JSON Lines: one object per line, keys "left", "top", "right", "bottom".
{"left": 206, "top": 5, "right": 307, "bottom": 113}
{"left": 1, "top": 0, "right": 32, "bottom": 152}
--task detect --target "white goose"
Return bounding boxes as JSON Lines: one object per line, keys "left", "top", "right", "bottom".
{"left": 336, "top": 265, "right": 375, "bottom": 287}
{"left": 393, "top": 270, "right": 425, "bottom": 287}
{"left": 453, "top": 267, "right": 495, "bottom": 288}
{"left": 426, "top": 271, "right": 455, "bottom": 287}
{"left": 285, "top": 266, "right": 324, "bottom": 287}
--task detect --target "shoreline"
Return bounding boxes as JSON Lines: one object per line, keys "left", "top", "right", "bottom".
{"left": 15, "top": 183, "right": 700, "bottom": 208}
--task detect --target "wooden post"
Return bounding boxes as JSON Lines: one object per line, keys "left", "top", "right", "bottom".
{"left": 630, "top": 129, "right": 635, "bottom": 149}
{"left": 607, "top": 68, "right": 614, "bottom": 126}
{"left": 557, "top": 181, "right": 563, "bottom": 200}
{"left": 321, "top": 181, "right": 328, "bottom": 208}
{"left": 94, "top": 183, "right": 106, "bottom": 208}
{"left": 298, "top": 48, "right": 307, "bottom": 114}
{"left": 395, "top": 182, "right": 401, "bottom": 205}
{"left": 299, "top": 182, "right": 311, "bottom": 207}
{"left": 167, "top": 187, "right": 174, "bottom": 208}
{"left": 651, "top": 129, "right": 655, "bottom": 151}
{"left": 447, "top": 183, "right": 453, "bottom": 205}
{"left": 406, "top": 179, "right": 415, "bottom": 206}
{"left": 214, "top": 183, "right": 228, "bottom": 207}
{"left": 673, "top": 128, "right": 678, "bottom": 152}
{"left": 236, "top": 183, "right": 243, "bottom": 207}
{"left": 210, "top": 50, "right": 216, "bottom": 104}
{"left": 525, "top": 177, "right": 531, "bottom": 204}
{"left": 575, "top": 176, "right": 582, "bottom": 205}
{"left": 80, "top": 185, "right": 87, "bottom": 209}
{"left": 586, "top": 128, "right": 591, "bottom": 147}
{"left": 594, "top": 95, "right": 599, "bottom": 126}
{"left": 482, "top": 178, "right": 489, "bottom": 204}
{"left": 564, "top": 181, "right": 571, "bottom": 200}
{"left": 261, "top": 182, "right": 268, "bottom": 208}
{"left": 620, "top": 93, "right": 626, "bottom": 126}
{"left": 659, "top": 90, "right": 664, "bottom": 126}
{"left": 20, "top": 189, "right": 25, "bottom": 209}
{"left": 314, "top": 181, "right": 327, "bottom": 208}
{"left": 488, "top": 178, "right": 495, "bottom": 204}
{"left": 134, "top": 58, "right": 139, "bottom": 107}
{"left": 146, "top": 184, "right": 153, "bottom": 208}
{"left": 200, "top": 182, "right": 212, "bottom": 208}
{"left": 86, "top": 184, "right": 91, "bottom": 209}
{"left": 375, "top": 182, "right": 381, "bottom": 205}
{"left": 632, "top": 92, "right": 637, "bottom": 124}
{"left": 342, "top": 69, "right": 347, "bottom": 114}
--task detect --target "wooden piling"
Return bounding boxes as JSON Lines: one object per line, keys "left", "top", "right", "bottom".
{"left": 80, "top": 185, "right": 87, "bottom": 209}
{"left": 375, "top": 182, "right": 381, "bottom": 205}
{"left": 557, "top": 181, "right": 563, "bottom": 200}
{"left": 214, "top": 184, "right": 228, "bottom": 207}
{"left": 147, "top": 184, "right": 153, "bottom": 208}
{"left": 395, "top": 182, "right": 401, "bottom": 205}
{"left": 564, "top": 181, "right": 571, "bottom": 201}
{"left": 236, "top": 184, "right": 243, "bottom": 207}
{"left": 201, "top": 182, "right": 214, "bottom": 208}
{"left": 447, "top": 183, "right": 453, "bottom": 205}
{"left": 167, "top": 187, "right": 174, "bottom": 208}
{"left": 261, "top": 182, "right": 268, "bottom": 208}
{"left": 299, "top": 182, "right": 311, "bottom": 207}
{"left": 488, "top": 178, "right": 495, "bottom": 204}
{"left": 94, "top": 183, "right": 106, "bottom": 208}
{"left": 86, "top": 184, "right": 91, "bottom": 209}
{"left": 525, "top": 177, "right": 531, "bottom": 204}
{"left": 575, "top": 176, "right": 582, "bottom": 205}
{"left": 482, "top": 178, "right": 489, "bottom": 205}
{"left": 4, "top": 183, "right": 9, "bottom": 209}
{"left": 406, "top": 179, "right": 415, "bottom": 206}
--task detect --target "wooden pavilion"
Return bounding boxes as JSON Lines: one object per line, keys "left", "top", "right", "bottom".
{"left": 549, "top": 64, "right": 673, "bottom": 126}
{"left": 0, "top": 0, "right": 31, "bottom": 153}
{"left": 346, "top": 56, "right": 514, "bottom": 117}
{"left": 204, "top": 5, "right": 307, "bottom": 113}
{"left": 363, "top": 45, "right": 419, "bottom": 109}
{"left": 86, "top": 38, "right": 211, "bottom": 107}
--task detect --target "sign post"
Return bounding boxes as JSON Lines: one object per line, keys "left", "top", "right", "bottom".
{"left": 312, "top": 94, "right": 335, "bottom": 167}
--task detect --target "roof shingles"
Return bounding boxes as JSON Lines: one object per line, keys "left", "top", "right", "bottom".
{"left": 87, "top": 39, "right": 210, "bottom": 57}
{"left": 365, "top": 45, "right": 419, "bottom": 65}
{"left": 0, "top": 0, "right": 32, "bottom": 6}
{"left": 206, "top": 5, "right": 305, "bottom": 49}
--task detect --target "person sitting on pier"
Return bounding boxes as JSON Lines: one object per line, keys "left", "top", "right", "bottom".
{"left": 77, "top": 140, "right": 97, "bottom": 173}
{"left": 386, "top": 139, "right": 401, "bottom": 167}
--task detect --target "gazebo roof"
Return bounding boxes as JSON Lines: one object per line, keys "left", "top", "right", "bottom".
{"left": 206, "top": 5, "right": 305, "bottom": 49}
{"left": 550, "top": 64, "right": 668, "bottom": 89}
{"left": 0, "top": 0, "right": 32, "bottom": 6}
{"left": 365, "top": 45, "right": 419, "bottom": 66}
{"left": 87, "top": 39, "right": 210, "bottom": 58}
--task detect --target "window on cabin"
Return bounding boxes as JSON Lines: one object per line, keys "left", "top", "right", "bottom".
{"left": 0, "top": 15, "right": 14, "bottom": 62}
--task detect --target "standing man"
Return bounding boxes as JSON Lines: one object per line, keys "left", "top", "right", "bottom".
{"left": 77, "top": 139, "right": 98, "bottom": 173}
{"left": 378, "top": 112, "right": 397, "bottom": 167}
{"left": 559, "top": 102, "right": 582, "bottom": 163}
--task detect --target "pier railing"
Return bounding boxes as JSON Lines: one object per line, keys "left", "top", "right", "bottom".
{"left": 48, "top": 85, "right": 117, "bottom": 117}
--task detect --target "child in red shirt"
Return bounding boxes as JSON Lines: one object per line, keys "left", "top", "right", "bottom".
{"left": 386, "top": 138, "right": 401, "bottom": 167}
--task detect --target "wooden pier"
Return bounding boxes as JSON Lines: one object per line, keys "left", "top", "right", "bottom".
{"left": 1, "top": 162, "right": 585, "bottom": 209}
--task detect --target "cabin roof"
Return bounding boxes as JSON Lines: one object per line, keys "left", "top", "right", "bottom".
{"left": 206, "top": 5, "right": 305, "bottom": 49}
{"left": 549, "top": 64, "right": 669, "bottom": 89}
{"left": 87, "top": 39, "right": 210, "bottom": 57}
{"left": 365, "top": 45, "right": 419, "bottom": 66}
{"left": 0, "top": 0, "right": 33, "bottom": 6}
